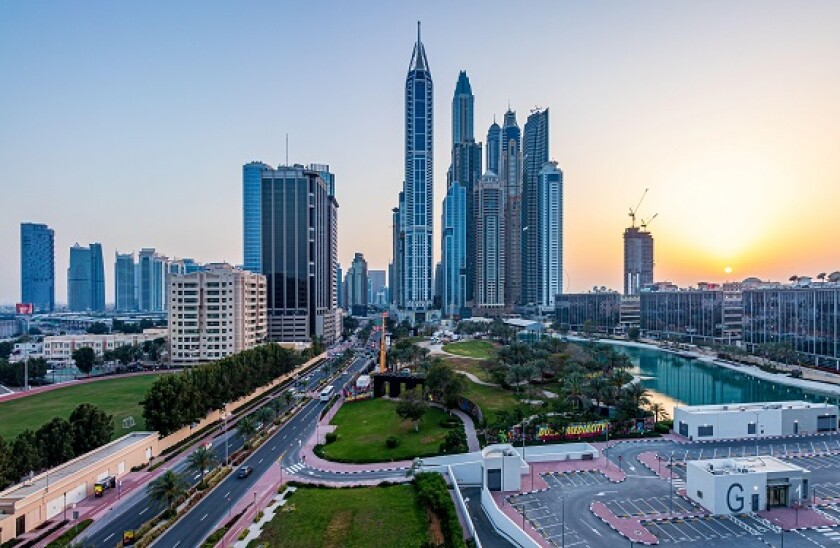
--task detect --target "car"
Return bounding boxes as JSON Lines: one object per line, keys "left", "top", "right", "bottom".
{"left": 237, "top": 466, "right": 253, "bottom": 478}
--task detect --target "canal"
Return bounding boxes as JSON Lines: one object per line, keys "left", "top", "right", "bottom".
{"left": 618, "top": 345, "right": 840, "bottom": 416}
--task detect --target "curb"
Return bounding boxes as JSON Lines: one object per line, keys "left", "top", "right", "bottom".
{"left": 589, "top": 502, "right": 658, "bottom": 546}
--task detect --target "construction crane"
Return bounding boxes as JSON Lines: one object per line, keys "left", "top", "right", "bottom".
{"left": 628, "top": 188, "right": 649, "bottom": 229}
{"left": 641, "top": 213, "right": 658, "bottom": 231}
{"left": 379, "top": 311, "right": 388, "bottom": 374}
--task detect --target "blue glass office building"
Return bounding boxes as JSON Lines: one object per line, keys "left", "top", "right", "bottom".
{"left": 243, "top": 161, "right": 269, "bottom": 273}
{"left": 20, "top": 222, "right": 54, "bottom": 312}
{"left": 441, "top": 182, "right": 467, "bottom": 317}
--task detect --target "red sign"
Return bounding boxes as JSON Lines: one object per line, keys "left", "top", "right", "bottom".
{"left": 16, "top": 303, "right": 34, "bottom": 315}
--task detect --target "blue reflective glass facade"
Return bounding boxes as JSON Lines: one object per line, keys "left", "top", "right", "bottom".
{"left": 20, "top": 222, "right": 54, "bottom": 312}
{"left": 243, "top": 162, "right": 268, "bottom": 273}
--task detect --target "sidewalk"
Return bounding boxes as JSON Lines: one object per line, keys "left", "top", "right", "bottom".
{"left": 429, "top": 402, "right": 481, "bottom": 452}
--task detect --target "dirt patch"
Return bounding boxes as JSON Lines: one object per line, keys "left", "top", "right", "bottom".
{"left": 323, "top": 509, "right": 353, "bottom": 547}
{"left": 426, "top": 507, "right": 445, "bottom": 545}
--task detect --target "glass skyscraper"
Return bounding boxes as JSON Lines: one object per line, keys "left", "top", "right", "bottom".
{"left": 441, "top": 182, "right": 467, "bottom": 317}
{"left": 67, "top": 243, "right": 105, "bottom": 312}
{"left": 399, "top": 22, "right": 434, "bottom": 315}
{"left": 486, "top": 119, "right": 501, "bottom": 176}
{"left": 499, "top": 109, "right": 522, "bottom": 307}
{"left": 20, "top": 222, "right": 54, "bottom": 312}
{"left": 138, "top": 248, "right": 166, "bottom": 312}
{"left": 475, "top": 171, "right": 505, "bottom": 313}
{"left": 451, "top": 71, "right": 474, "bottom": 145}
{"left": 243, "top": 161, "right": 270, "bottom": 273}
{"left": 115, "top": 252, "right": 137, "bottom": 312}
{"left": 522, "top": 108, "right": 550, "bottom": 306}
{"left": 537, "top": 161, "right": 563, "bottom": 307}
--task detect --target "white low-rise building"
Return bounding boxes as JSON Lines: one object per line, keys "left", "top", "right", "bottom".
{"left": 687, "top": 457, "right": 810, "bottom": 515}
{"left": 42, "top": 329, "right": 167, "bottom": 363}
{"left": 674, "top": 401, "right": 838, "bottom": 441}
{"left": 168, "top": 263, "right": 267, "bottom": 365}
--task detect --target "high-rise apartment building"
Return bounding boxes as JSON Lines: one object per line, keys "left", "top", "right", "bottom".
{"left": 441, "top": 182, "right": 467, "bottom": 317}
{"left": 536, "top": 162, "right": 564, "bottom": 307}
{"left": 624, "top": 227, "right": 654, "bottom": 295}
{"left": 243, "top": 161, "right": 270, "bottom": 273}
{"left": 391, "top": 197, "right": 404, "bottom": 308}
{"left": 499, "top": 109, "right": 522, "bottom": 308}
{"left": 138, "top": 248, "right": 167, "bottom": 312}
{"left": 475, "top": 171, "right": 505, "bottom": 314}
{"left": 397, "top": 23, "right": 434, "bottom": 317}
{"left": 486, "top": 119, "right": 501, "bottom": 176}
{"left": 347, "top": 253, "right": 369, "bottom": 317}
{"left": 336, "top": 264, "right": 344, "bottom": 310}
{"left": 168, "top": 263, "right": 267, "bottom": 366}
{"left": 20, "top": 222, "right": 55, "bottom": 312}
{"left": 67, "top": 243, "right": 105, "bottom": 312}
{"left": 115, "top": 252, "right": 137, "bottom": 312}
{"left": 452, "top": 71, "right": 474, "bottom": 144}
{"left": 522, "top": 108, "right": 550, "bottom": 306}
{"left": 255, "top": 164, "right": 338, "bottom": 343}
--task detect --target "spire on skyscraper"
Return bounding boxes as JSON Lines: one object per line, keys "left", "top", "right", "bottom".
{"left": 409, "top": 21, "right": 428, "bottom": 72}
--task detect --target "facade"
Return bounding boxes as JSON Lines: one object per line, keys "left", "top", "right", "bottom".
{"left": 742, "top": 284, "right": 840, "bottom": 369}
{"left": 336, "top": 264, "right": 344, "bottom": 310}
{"left": 41, "top": 329, "right": 167, "bottom": 362}
{"left": 555, "top": 292, "right": 621, "bottom": 333}
{"left": 623, "top": 226, "right": 654, "bottom": 295}
{"left": 536, "top": 161, "right": 563, "bottom": 308}
{"left": 242, "top": 161, "right": 270, "bottom": 273}
{"left": 522, "top": 108, "right": 550, "bottom": 307}
{"left": 451, "top": 140, "right": 481, "bottom": 305}
{"left": 399, "top": 23, "right": 434, "bottom": 315}
{"left": 475, "top": 171, "right": 505, "bottom": 314}
{"left": 138, "top": 248, "right": 166, "bottom": 312}
{"left": 391, "top": 198, "right": 404, "bottom": 308}
{"left": 368, "top": 269, "right": 387, "bottom": 307}
{"left": 674, "top": 401, "right": 838, "bottom": 441}
{"left": 486, "top": 119, "right": 501, "bottom": 176}
{"left": 20, "top": 222, "right": 55, "bottom": 312}
{"left": 115, "top": 252, "right": 137, "bottom": 312}
{"left": 686, "top": 457, "right": 810, "bottom": 515}
{"left": 258, "top": 164, "right": 338, "bottom": 343}
{"left": 441, "top": 182, "right": 467, "bottom": 317}
{"left": 640, "top": 286, "right": 725, "bottom": 342}
{"left": 451, "top": 70, "right": 474, "bottom": 145}
{"left": 499, "top": 109, "right": 522, "bottom": 308}
{"left": 67, "top": 243, "right": 105, "bottom": 312}
{"left": 346, "top": 253, "right": 369, "bottom": 316}
{"left": 168, "top": 263, "right": 267, "bottom": 366}
{"left": 619, "top": 295, "right": 641, "bottom": 332}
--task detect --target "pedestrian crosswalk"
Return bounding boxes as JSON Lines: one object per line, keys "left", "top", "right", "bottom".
{"left": 671, "top": 477, "right": 686, "bottom": 491}
{"left": 815, "top": 527, "right": 840, "bottom": 542}
{"left": 284, "top": 462, "right": 306, "bottom": 475}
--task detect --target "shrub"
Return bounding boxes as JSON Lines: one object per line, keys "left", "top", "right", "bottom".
{"left": 414, "top": 473, "right": 466, "bottom": 548}
{"left": 238, "top": 528, "right": 250, "bottom": 541}
{"left": 439, "top": 418, "right": 461, "bottom": 429}
{"left": 254, "top": 510, "right": 264, "bottom": 522}
{"left": 385, "top": 436, "right": 399, "bottom": 449}
{"left": 325, "top": 431, "right": 338, "bottom": 444}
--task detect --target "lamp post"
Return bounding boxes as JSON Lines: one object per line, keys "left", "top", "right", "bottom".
{"left": 669, "top": 455, "right": 674, "bottom": 515}
{"left": 223, "top": 404, "right": 229, "bottom": 466}
{"left": 561, "top": 494, "right": 566, "bottom": 548}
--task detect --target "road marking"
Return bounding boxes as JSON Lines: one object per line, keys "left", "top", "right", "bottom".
{"left": 271, "top": 445, "right": 276, "bottom": 450}
{"left": 139, "top": 507, "right": 148, "bottom": 515}
{"left": 258, "top": 458, "right": 264, "bottom": 464}
{"left": 104, "top": 533, "right": 115, "bottom": 542}
{"left": 224, "top": 491, "right": 230, "bottom": 498}
{"left": 201, "top": 513, "right": 208, "bottom": 521}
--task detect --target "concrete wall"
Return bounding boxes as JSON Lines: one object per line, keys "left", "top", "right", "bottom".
{"left": 676, "top": 404, "right": 839, "bottom": 441}
{"left": 780, "top": 405, "right": 838, "bottom": 436}
{"left": 480, "top": 487, "right": 540, "bottom": 548}
{"left": 687, "top": 463, "right": 765, "bottom": 515}
{"left": 523, "top": 444, "right": 599, "bottom": 463}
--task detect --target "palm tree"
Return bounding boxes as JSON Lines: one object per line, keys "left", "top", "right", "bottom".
{"left": 237, "top": 416, "right": 258, "bottom": 447}
{"left": 588, "top": 377, "right": 609, "bottom": 408}
{"left": 186, "top": 446, "right": 217, "bottom": 487}
{"left": 506, "top": 364, "right": 529, "bottom": 393}
{"left": 648, "top": 402, "right": 669, "bottom": 423}
{"left": 622, "top": 383, "right": 651, "bottom": 416}
{"left": 148, "top": 471, "right": 188, "bottom": 515}
{"left": 255, "top": 406, "right": 275, "bottom": 426}
{"left": 608, "top": 370, "right": 632, "bottom": 404}
{"left": 563, "top": 374, "right": 587, "bottom": 410}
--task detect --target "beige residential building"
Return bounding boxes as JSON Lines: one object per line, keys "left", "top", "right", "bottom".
{"left": 41, "top": 329, "right": 167, "bottom": 363}
{"left": 168, "top": 263, "right": 266, "bottom": 365}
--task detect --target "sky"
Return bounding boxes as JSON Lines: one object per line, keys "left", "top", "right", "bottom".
{"left": 1, "top": 1, "right": 839, "bottom": 305}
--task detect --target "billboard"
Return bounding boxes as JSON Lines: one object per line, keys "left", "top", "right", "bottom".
{"left": 16, "top": 303, "right": 34, "bottom": 315}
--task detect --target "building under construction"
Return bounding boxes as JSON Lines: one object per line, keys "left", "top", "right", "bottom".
{"left": 624, "top": 189, "right": 656, "bottom": 295}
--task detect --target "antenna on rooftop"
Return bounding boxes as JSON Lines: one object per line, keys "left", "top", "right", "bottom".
{"left": 285, "top": 133, "right": 289, "bottom": 165}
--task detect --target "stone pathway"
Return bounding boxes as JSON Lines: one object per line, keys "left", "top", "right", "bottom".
{"left": 454, "top": 370, "right": 499, "bottom": 387}
{"left": 233, "top": 486, "right": 296, "bottom": 547}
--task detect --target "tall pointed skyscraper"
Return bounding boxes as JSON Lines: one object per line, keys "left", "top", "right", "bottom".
{"left": 399, "top": 22, "right": 434, "bottom": 317}
{"left": 452, "top": 71, "right": 474, "bottom": 144}
{"left": 486, "top": 118, "right": 501, "bottom": 176}
{"left": 499, "top": 108, "right": 522, "bottom": 308}
{"left": 522, "top": 107, "right": 550, "bottom": 306}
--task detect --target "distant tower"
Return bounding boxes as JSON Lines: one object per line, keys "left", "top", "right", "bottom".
{"left": 400, "top": 22, "right": 434, "bottom": 317}
{"left": 499, "top": 108, "right": 522, "bottom": 308}
{"left": 486, "top": 118, "right": 501, "bottom": 176}
{"left": 537, "top": 161, "right": 563, "bottom": 307}
{"left": 452, "top": 71, "right": 474, "bottom": 145}
{"left": 67, "top": 243, "right": 105, "bottom": 312}
{"left": 115, "top": 252, "right": 137, "bottom": 312}
{"left": 347, "top": 253, "right": 369, "bottom": 316}
{"left": 522, "top": 108, "right": 550, "bottom": 306}
{"left": 441, "top": 182, "right": 467, "bottom": 317}
{"left": 624, "top": 227, "right": 654, "bottom": 295}
{"left": 20, "top": 222, "right": 55, "bottom": 312}
{"left": 475, "top": 171, "right": 505, "bottom": 314}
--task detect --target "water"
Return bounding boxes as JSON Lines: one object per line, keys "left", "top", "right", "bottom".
{"left": 617, "top": 345, "right": 840, "bottom": 417}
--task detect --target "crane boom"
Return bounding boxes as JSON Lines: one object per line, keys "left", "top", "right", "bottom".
{"left": 629, "top": 188, "right": 649, "bottom": 228}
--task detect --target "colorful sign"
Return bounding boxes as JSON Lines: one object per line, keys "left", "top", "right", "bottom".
{"left": 15, "top": 303, "right": 33, "bottom": 315}
{"left": 564, "top": 420, "right": 608, "bottom": 439}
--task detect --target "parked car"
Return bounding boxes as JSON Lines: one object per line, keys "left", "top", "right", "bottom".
{"left": 237, "top": 466, "right": 253, "bottom": 478}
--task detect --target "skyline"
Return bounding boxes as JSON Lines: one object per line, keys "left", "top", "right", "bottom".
{"left": 3, "top": 2, "right": 840, "bottom": 305}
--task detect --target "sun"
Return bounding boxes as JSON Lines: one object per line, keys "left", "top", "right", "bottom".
{"left": 724, "top": 266, "right": 733, "bottom": 275}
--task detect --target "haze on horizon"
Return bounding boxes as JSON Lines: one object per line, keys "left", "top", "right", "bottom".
{"left": 1, "top": 1, "right": 839, "bottom": 305}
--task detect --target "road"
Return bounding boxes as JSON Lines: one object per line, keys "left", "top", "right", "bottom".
{"left": 152, "top": 352, "right": 377, "bottom": 548}
{"left": 81, "top": 356, "right": 336, "bottom": 547}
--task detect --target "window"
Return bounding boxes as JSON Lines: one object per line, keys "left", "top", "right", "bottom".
{"left": 748, "top": 423, "right": 757, "bottom": 435}
{"left": 697, "top": 490, "right": 703, "bottom": 499}
{"left": 697, "top": 425, "right": 713, "bottom": 438}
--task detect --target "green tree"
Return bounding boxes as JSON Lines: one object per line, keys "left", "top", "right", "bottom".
{"left": 0, "top": 341, "right": 13, "bottom": 360}
{"left": 10, "top": 429, "right": 42, "bottom": 480}
{"left": 0, "top": 437, "right": 13, "bottom": 489}
{"left": 255, "top": 406, "right": 275, "bottom": 427}
{"left": 72, "top": 347, "right": 97, "bottom": 375}
{"left": 69, "top": 403, "right": 114, "bottom": 455}
{"left": 628, "top": 326, "right": 641, "bottom": 341}
{"left": 563, "top": 373, "right": 587, "bottom": 411}
{"left": 186, "top": 446, "right": 217, "bottom": 487}
{"left": 424, "top": 360, "right": 467, "bottom": 409}
{"left": 36, "top": 418, "right": 75, "bottom": 467}
{"left": 148, "top": 470, "right": 188, "bottom": 515}
{"left": 237, "top": 416, "right": 258, "bottom": 447}
{"left": 86, "top": 322, "right": 109, "bottom": 335}
{"left": 396, "top": 389, "right": 427, "bottom": 431}
{"left": 649, "top": 402, "right": 668, "bottom": 423}
{"left": 439, "top": 428, "right": 468, "bottom": 454}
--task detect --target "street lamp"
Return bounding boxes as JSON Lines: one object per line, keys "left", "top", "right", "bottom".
{"left": 669, "top": 455, "right": 674, "bottom": 515}
{"left": 561, "top": 494, "right": 566, "bottom": 548}
{"left": 222, "top": 403, "right": 229, "bottom": 466}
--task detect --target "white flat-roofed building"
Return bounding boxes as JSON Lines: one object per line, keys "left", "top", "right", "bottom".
{"left": 168, "top": 263, "right": 266, "bottom": 365}
{"left": 674, "top": 400, "right": 838, "bottom": 441}
{"left": 687, "top": 456, "right": 810, "bottom": 515}
{"left": 42, "top": 329, "right": 167, "bottom": 363}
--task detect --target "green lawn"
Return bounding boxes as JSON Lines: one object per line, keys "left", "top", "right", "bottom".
{"left": 444, "top": 357, "right": 495, "bottom": 383}
{"left": 251, "top": 485, "right": 429, "bottom": 548}
{"left": 442, "top": 340, "right": 497, "bottom": 360}
{"left": 321, "top": 398, "right": 452, "bottom": 463}
{"left": 0, "top": 374, "right": 162, "bottom": 441}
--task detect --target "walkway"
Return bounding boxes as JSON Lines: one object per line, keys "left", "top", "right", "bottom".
{"left": 454, "top": 370, "right": 499, "bottom": 387}
{"left": 759, "top": 506, "right": 837, "bottom": 530}
{"left": 429, "top": 403, "right": 481, "bottom": 452}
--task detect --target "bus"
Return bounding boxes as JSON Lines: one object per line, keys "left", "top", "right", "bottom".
{"left": 319, "top": 385, "right": 335, "bottom": 402}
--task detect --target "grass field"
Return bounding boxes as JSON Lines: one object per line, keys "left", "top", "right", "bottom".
{"left": 321, "top": 397, "right": 452, "bottom": 463}
{"left": 444, "top": 357, "right": 495, "bottom": 383}
{"left": 251, "top": 485, "right": 428, "bottom": 548}
{"left": 442, "top": 340, "right": 497, "bottom": 360}
{"left": 0, "top": 374, "right": 161, "bottom": 440}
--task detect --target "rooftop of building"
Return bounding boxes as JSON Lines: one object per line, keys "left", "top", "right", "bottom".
{"left": 688, "top": 456, "right": 806, "bottom": 475}
{"left": 677, "top": 401, "right": 836, "bottom": 415}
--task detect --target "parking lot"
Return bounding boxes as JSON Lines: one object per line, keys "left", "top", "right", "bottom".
{"left": 509, "top": 493, "right": 591, "bottom": 547}
{"left": 790, "top": 525, "right": 840, "bottom": 546}
{"left": 661, "top": 439, "right": 840, "bottom": 463}
{"left": 791, "top": 453, "right": 840, "bottom": 470}
{"left": 604, "top": 495, "right": 699, "bottom": 517}
{"left": 643, "top": 514, "right": 776, "bottom": 546}
{"left": 542, "top": 470, "right": 610, "bottom": 489}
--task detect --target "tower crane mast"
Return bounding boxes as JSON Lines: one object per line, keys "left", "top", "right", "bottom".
{"left": 629, "top": 188, "right": 649, "bottom": 229}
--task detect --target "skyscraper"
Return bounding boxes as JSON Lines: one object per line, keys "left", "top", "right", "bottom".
{"left": 20, "top": 222, "right": 54, "bottom": 312}
{"left": 399, "top": 22, "right": 434, "bottom": 317}
{"left": 115, "top": 252, "right": 137, "bottom": 312}
{"left": 243, "top": 162, "right": 269, "bottom": 273}
{"left": 475, "top": 171, "right": 505, "bottom": 314}
{"left": 624, "top": 227, "right": 654, "bottom": 295}
{"left": 257, "top": 164, "right": 338, "bottom": 343}
{"left": 499, "top": 109, "right": 522, "bottom": 308}
{"left": 537, "top": 161, "right": 564, "bottom": 308}
{"left": 391, "top": 194, "right": 404, "bottom": 308}
{"left": 368, "top": 270, "right": 387, "bottom": 307}
{"left": 67, "top": 243, "right": 105, "bottom": 312}
{"left": 347, "top": 253, "right": 368, "bottom": 316}
{"left": 522, "top": 107, "right": 550, "bottom": 306}
{"left": 486, "top": 119, "right": 501, "bottom": 176}
{"left": 138, "top": 248, "right": 166, "bottom": 312}
{"left": 441, "top": 182, "right": 467, "bottom": 317}
{"left": 452, "top": 71, "right": 474, "bottom": 145}
{"left": 336, "top": 263, "right": 344, "bottom": 310}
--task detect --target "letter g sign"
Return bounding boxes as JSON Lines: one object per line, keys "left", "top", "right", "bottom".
{"left": 727, "top": 483, "right": 744, "bottom": 512}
